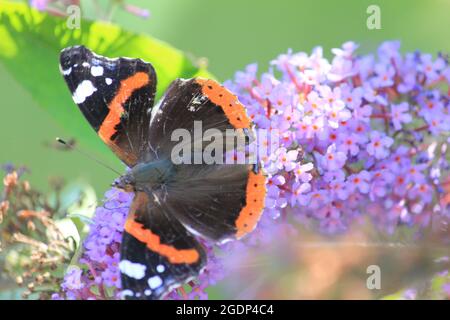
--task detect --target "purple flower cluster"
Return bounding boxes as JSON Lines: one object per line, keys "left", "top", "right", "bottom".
{"left": 53, "top": 189, "right": 130, "bottom": 300}
{"left": 225, "top": 41, "right": 450, "bottom": 234}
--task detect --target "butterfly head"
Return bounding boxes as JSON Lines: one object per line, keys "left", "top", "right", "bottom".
{"left": 113, "top": 173, "right": 136, "bottom": 193}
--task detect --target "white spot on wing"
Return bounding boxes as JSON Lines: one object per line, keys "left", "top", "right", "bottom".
{"left": 91, "top": 66, "right": 104, "bottom": 77}
{"left": 72, "top": 80, "right": 97, "bottom": 104}
{"left": 82, "top": 62, "right": 90, "bottom": 67}
{"left": 121, "top": 290, "right": 134, "bottom": 299}
{"left": 148, "top": 275, "right": 163, "bottom": 289}
{"left": 59, "top": 64, "right": 72, "bottom": 76}
{"left": 144, "top": 289, "right": 152, "bottom": 296}
{"left": 192, "top": 95, "right": 205, "bottom": 105}
{"left": 63, "top": 67, "right": 72, "bottom": 75}
{"left": 105, "top": 78, "right": 113, "bottom": 85}
{"left": 156, "top": 265, "right": 165, "bottom": 273}
{"left": 119, "top": 260, "right": 147, "bottom": 280}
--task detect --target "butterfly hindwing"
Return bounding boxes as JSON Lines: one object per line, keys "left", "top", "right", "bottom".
{"left": 59, "top": 46, "right": 157, "bottom": 166}
{"left": 120, "top": 192, "right": 206, "bottom": 300}
{"left": 162, "top": 164, "right": 266, "bottom": 242}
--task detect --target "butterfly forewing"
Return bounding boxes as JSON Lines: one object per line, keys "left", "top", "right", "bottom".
{"left": 59, "top": 45, "right": 157, "bottom": 166}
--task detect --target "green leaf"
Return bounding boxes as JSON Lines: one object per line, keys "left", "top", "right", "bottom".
{"left": 0, "top": 1, "right": 213, "bottom": 163}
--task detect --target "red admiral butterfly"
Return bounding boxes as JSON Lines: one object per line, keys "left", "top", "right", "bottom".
{"left": 59, "top": 46, "right": 266, "bottom": 300}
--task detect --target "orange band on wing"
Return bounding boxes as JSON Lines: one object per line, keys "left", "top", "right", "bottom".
{"left": 195, "top": 78, "right": 251, "bottom": 129}
{"left": 235, "top": 170, "right": 267, "bottom": 239}
{"left": 125, "top": 219, "right": 200, "bottom": 264}
{"left": 98, "top": 72, "right": 149, "bottom": 142}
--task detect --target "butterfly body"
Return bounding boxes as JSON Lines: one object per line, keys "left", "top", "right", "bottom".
{"left": 59, "top": 46, "right": 266, "bottom": 299}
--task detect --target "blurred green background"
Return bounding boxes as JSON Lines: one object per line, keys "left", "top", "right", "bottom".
{"left": 1, "top": 0, "right": 450, "bottom": 197}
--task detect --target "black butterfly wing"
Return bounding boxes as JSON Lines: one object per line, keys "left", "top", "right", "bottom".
{"left": 162, "top": 163, "right": 266, "bottom": 242}
{"left": 59, "top": 46, "right": 156, "bottom": 166}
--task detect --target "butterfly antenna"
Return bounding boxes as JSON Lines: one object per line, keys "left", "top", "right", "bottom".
{"left": 56, "top": 137, "right": 122, "bottom": 176}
